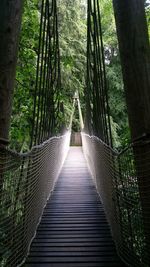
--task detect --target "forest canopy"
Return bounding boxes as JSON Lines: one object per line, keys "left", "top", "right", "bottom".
{"left": 10, "top": 0, "right": 150, "bottom": 151}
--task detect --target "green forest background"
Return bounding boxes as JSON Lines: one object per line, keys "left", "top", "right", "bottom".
{"left": 10, "top": 0, "right": 150, "bottom": 152}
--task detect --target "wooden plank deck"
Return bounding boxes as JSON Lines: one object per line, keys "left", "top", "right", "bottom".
{"left": 25, "top": 147, "right": 124, "bottom": 267}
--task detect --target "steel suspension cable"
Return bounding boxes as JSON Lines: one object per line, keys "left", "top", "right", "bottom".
{"left": 31, "top": 0, "right": 61, "bottom": 147}
{"left": 85, "top": 0, "right": 112, "bottom": 146}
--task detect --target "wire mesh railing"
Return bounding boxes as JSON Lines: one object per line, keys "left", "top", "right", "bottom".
{"left": 0, "top": 131, "right": 70, "bottom": 267}
{"left": 82, "top": 132, "right": 149, "bottom": 267}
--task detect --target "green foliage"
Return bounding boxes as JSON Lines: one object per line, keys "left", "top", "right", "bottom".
{"left": 57, "top": 0, "right": 87, "bottom": 128}
{"left": 10, "top": 0, "right": 40, "bottom": 151}
{"left": 102, "top": 0, "right": 149, "bottom": 148}
{"left": 100, "top": 0, "right": 130, "bottom": 148}
{"left": 145, "top": 0, "right": 150, "bottom": 37}
{"left": 10, "top": 0, "right": 87, "bottom": 150}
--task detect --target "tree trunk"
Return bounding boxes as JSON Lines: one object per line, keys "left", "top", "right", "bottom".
{"left": 112, "top": 0, "right": 150, "bottom": 259}
{"left": 0, "top": 0, "right": 23, "bottom": 145}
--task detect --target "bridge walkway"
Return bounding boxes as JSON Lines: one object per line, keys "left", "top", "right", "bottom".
{"left": 25, "top": 147, "right": 124, "bottom": 267}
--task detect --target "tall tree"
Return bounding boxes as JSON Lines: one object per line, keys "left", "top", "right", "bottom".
{"left": 112, "top": 0, "right": 150, "bottom": 257}
{"left": 100, "top": 0, "right": 130, "bottom": 148}
{"left": 0, "top": 0, "right": 23, "bottom": 145}
{"left": 10, "top": 0, "right": 40, "bottom": 151}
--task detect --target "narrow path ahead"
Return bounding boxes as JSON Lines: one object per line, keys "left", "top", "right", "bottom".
{"left": 25, "top": 147, "right": 124, "bottom": 267}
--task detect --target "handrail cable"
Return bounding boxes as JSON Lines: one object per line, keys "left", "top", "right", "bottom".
{"left": 0, "top": 131, "right": 71, "bottom": 267}
{"left": 82, "top": 133, "right": 149, "bottom": 266}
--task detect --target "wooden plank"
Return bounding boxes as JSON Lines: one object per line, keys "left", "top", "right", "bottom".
{"left": 25, "top": 147, "right": 124, "bottom": 267}
{"left": 25, "top": 262, "right": 123, "bottom": 267}
{"left": 30, "top": 246, "right": 116, "bottom": 252}
{"left": 37, "top": 228, "right": 110, "bottom": 232}
{"left": 28, "top": 251, "right": 118, "bottom": 257}
{"left": 31, "top": 241, "right": 116, "bottom": 247}
{"left": 26, "top": 255, "right": 121, "bottom": 263}
{"left": 36, "top": 230, "right": 111, "bottom": 235}
{"left": 33, "top": 238, "right": 114, "bottom": 243}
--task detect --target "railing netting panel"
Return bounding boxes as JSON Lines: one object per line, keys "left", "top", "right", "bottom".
{"left": 82, "top": 133, "right": 149, "bottom": 267}
{"left": 0, "top": 132, "right": 70, "bottom": 267}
